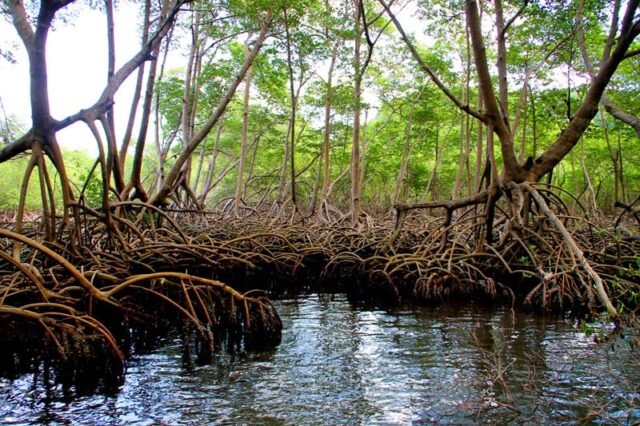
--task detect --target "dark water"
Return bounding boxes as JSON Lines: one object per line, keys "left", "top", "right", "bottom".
{"left": 1, "top": 294, "right": 639, "bottom": 425}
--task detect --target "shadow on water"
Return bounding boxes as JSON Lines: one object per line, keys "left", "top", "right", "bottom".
{"left": 1, "top": 294, "right": 639, "bottom": 424}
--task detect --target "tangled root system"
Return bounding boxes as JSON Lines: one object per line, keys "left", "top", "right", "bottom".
{"left": 1, "top": 187, "right": 639, "bottom": 392}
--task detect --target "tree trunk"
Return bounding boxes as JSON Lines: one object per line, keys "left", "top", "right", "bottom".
{"left": 284, "top": 9, "right": 299, "bottom": 213}
{"left": 393, "top": 102, "right": 414, "bottom": 204}
{"left": 351, "top": 1, "right": 363, "bottom": 225}
{"left": 244, "top": 131, "right": 262, "bottom": 200}
{"left": 198, "top": 120, "right": 224, "bottom": 203}
{"left": 320, "top": 41, "right": 339, "bottom": 211}
{"left": 234, "top": 40, "right": 253, "bottom": 217}
{"left": 494, "top": 0, "right": 509, "bottom": 121}
{"left": 119, "top": 0, "right": 151, "bottom": 168}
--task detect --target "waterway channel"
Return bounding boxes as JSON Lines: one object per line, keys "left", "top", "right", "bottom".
{"left": 1, "top": 294, "right": 639, "bottom": 424}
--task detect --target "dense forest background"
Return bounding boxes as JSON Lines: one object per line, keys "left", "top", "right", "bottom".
{"left": 1, "top": 0, "right": 638, "bottom": 219}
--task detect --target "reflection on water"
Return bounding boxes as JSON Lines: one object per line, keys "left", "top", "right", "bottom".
{"left": 1, "top": 294, "right": 639, "bottom": 424}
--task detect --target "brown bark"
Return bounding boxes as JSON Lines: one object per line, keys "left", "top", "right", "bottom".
{"left": 284, "top": 9, "right": 299, "bottom": 213}
{"left": 120, "top": 0, "right": 151, "bottom": 167}
{"left": 127, "top": 12, "right": 165, "bottom": 201}
{"left": 474, "top": 97, "right": 484, "bottom": 192}
{"left": 494, "top": 0, "right": 509, "bottom": 121}
{"left": 1, "top": 0, "right": 186, "bottom": 165}
{"left": 351, "top": 0, "right": 363, "bottom": 224}
{"left": 466, "top": 0, "right": 519, "bottom": 181}
{"left": 198, "top": 120, "right": 224, "bottom": 203}
{"left": 104, "top": 0, "right": 125, "bottom": 194}
{"left": 522, "top": 182, "right": 617, "bottom": 318}
{"left": 321, "top": 41, "right": 339, "bottom": 206}
{"left": 234, "top": 40, "right": 253, "bottom": 217}
{"left": 393, "top": 102, "right": 415, "bottom": 203}
{"left": 602, "top": 98, "right": 640, "bottom": 137}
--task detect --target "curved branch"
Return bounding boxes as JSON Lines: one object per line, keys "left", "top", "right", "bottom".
{"left": 7, "top": 0, "right": 35, "bottom": 52}
{"left": 378, "top": 0, "right": 486, "bottom": 123}
{"left": 502, "top": 0, "right": 529, "bottom": 36}
{"left": 531, "top": 4, "right": 640, "bottom": 180}
{"left": 53, "top": 0, "right": 188, "bottom": 132}
{"left": 0, "top": 131, "right": 34, "bottom": 163}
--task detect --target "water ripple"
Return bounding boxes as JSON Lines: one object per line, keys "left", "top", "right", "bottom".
{"left": 1, "top": 294, "right": 639, "bottom": 424}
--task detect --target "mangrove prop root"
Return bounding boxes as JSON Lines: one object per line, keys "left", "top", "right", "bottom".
{"left": 0, "top": 226, "right": 284, "bottom": 390}
{"left": 2, "top": 194, "right": 639, "bottom": 391}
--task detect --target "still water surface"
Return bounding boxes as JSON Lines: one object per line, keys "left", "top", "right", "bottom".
{"left": 1, "top": 294, "right": 639, "bottom": 424}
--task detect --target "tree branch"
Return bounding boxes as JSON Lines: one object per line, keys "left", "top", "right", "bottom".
{"left": 623, "top": 47, "right": 640, "bottom": 58}
{"left": 602, "top": 96, "right": 640, "bottom": 137}
{"left": 53, "top": 0, "right": 188, "bottom": 132}
{"left": 531, "top": 1, "right": 640, "bottom": 180}
{"left": 8, "top": 0, "right": 35, "bottom": 53}
{"left": 466, "top": 0, "right": 520, "bottom": 180}
{"left": 502, "top": 0, "right": 528, "bottom": 37}
{"left": 378, "top": 0, "right": 486, "bottom": 122}
{"left": 0, "top": 131, "right": 34, "bottom": 163}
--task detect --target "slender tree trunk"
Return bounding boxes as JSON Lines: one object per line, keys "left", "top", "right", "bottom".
{"left": 616, "top": 128, "right": 626, "bottom": 202}
{"left": 234, "top": 39, "right": 252, "bottom": 217}
{"left": 150, "top": 19, "right": 174, "bottom": 195}
{"left": 393, "top": 102, "right": 415, "bottom": 203}
{"left": 359, "top": 109, "right": 368, "bottom": 197}
{"left": 580, "top": 137, "right": 598, "bottom": 214}
{"left": 518, "top": 84, "right": 528, "bottom": 161}
{"left": 104, "top": 0, "right": 125, "bottom": 193}
{"left": 423, "top": 124, "right": 440, "bottom": 201}
{"left": 475, "top": 97, "right": 484, "bottom": 192}
{"left": 151, "top": 10, "right": 272, "bottom": 206}
{"left": 453, "top": 27, "right": 471, "bottom": 199}
{"left": 284, "top": 9, "right": 298, "bottom": 213}
{"left": 244, "top": 131, "right": 262, "bottom": 200}
{"left": 320, "top": 41, "right": 339, "bottom": 210}
{"left": 276, "top": 118, "right": 292, "bottom": 203}
{"left": 452, "top": 111, "right": 466, "bottom": 199}
{"left": 310, "top": 143, "right": 323, "bottom": 214}
{"left": 193, "top": 138, "right": 207, "bottom": 194}
{"left": 120, "top": 0, "right": 150, "bottom": 168}
{"left": 351, "top": 1, "right": 363, "bottom": 224}
{"left": 494, "top": 0, "right": 509, "bottom": 121}
{"left": 600, "top": 110, "right": 618, "bottom": 206}
{"left": 198, "top": 120, "right": 224, "bottom": 203}
{"left": 127, "top": 0, "right": 170, "bottom": 201}
{"left": 529, "top": 87, "right": 538, "bottom": 158}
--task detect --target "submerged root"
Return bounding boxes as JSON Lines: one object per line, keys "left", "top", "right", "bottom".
{"left": 0, "top": 227, "right": 283, "bottom": 392}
